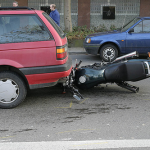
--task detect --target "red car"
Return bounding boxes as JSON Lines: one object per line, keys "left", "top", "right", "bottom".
{"left": 0, "top": 7, "right": 72, "bottom": 108}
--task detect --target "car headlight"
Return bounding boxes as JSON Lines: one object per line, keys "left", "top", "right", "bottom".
{"left": 86, "top": 38, "right": 91, "bottom": 44}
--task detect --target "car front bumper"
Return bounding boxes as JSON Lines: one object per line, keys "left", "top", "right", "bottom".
{"left": 84, "top": 43, "right": 100, "bottom": 55}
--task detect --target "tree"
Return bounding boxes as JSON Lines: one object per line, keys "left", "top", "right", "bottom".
{"left": 64, "top": 0, "right": 72, "bottom": 32}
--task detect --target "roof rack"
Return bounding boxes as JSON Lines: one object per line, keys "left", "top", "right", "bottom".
{"left": 0, "top": 7, "right": 34, "bottom": 10}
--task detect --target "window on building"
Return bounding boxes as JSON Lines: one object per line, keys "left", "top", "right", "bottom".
{"left": 0, "top": 15, "right": 52, "bottom": 44}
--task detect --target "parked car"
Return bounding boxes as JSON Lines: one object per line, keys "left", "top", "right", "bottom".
{"left": 0, "top": 7, "right": 72, "bottom": 108}
{"left": 84, "top": 17, "right": 150, "bottom": 62}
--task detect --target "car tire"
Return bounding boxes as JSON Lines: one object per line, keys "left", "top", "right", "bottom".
{"left": 0, "top": 71, "right": 27, "bottom": 109}
{"left": 100, "top": 44, "right": 118, "bottom": 62}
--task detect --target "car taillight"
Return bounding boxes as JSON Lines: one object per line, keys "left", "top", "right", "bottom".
{"left": 56, "top": 46, "right": 68, "bottom": 60}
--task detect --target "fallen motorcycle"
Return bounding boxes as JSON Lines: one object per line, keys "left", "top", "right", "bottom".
{"left": 64, "top": 51, "right": 150, "bottom": 100}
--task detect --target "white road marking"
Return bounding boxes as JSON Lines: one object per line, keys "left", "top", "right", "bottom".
{"left": 1, "top": 139, "right": 150, "bottom": 150}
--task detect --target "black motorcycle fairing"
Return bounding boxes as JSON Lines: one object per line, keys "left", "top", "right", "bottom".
{"left": 105, "top": 61, "right": 146, "bottom": 82}
{"left": 74, "top": 67, "right": 105, "bottom": 89}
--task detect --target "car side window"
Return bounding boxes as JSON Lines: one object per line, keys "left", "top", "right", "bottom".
{"left": 143, "top": 20, "right": 150, "bottom": 33}
{"left": 0, "top": 15, "right": 53, "bottom": 44}
{"left": 133, "top": 21, "right": 142, "bottom": 33}
{"left": 133, "top": 20, "right": 150, "bottom": 33}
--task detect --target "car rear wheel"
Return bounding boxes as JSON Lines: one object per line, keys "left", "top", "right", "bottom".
{"left": 0, "top": 71, "right": 27, "bottom": 109}
{"left": 100, "top": 44, "right": 118, "bottom": 62}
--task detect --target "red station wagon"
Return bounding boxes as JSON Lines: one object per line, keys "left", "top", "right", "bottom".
{"left": 0, "top": 7, "right": 72, "bottom": 108}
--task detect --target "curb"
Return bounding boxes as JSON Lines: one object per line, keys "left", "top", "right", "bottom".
{"left": 69, "top": 52, "right": 87, "bottom": 54}
{"left": 68, "top": 47, "right": 87, "bottom": 54}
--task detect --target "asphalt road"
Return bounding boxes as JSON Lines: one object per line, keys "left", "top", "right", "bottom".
{"left": 1, "top": 53, "right": 150, "bottom": 150}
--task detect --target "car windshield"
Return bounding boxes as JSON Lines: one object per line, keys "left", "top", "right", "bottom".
{"left": 42, "top": 12, "right": 65, "bottom": 38}
{"left": 121, "top": 17, "right": 141, "bottom": 32}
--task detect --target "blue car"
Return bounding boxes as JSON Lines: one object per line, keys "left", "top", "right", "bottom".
{"left": 84, "top": 17, "right": 150, "bottom": 62}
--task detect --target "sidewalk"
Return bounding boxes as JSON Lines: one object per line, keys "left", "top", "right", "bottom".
{"left": 68, "top": 47, "right": 87, "bottom": 54}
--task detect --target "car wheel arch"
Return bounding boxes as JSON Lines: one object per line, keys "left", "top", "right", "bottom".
{"left": 98, "top": 42, "right": 120, "bottom": 55}
{"left": 0, "top": 65, "right": 29, "bottom": 89}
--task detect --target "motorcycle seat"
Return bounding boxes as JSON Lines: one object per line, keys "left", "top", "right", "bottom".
{"left": 105, "top": 61, "right": 146, "bottom": 82}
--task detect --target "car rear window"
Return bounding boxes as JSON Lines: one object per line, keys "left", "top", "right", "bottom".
{"left": 42, "top": 12, "right": 65, "bottom": 39}
{"left": 0, "top": 14, "right": 52, "bottom": 44}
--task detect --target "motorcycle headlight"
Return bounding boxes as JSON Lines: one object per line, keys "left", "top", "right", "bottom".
{"left": 86, "top": 38, "right": 91, "bottom": 44}
{"left": 79, "top": 76, "right": 86, "bottom": 83}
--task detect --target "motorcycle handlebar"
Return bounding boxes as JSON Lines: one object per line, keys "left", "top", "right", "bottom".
{"left": 76, "top": 60, "right": 82, "bottom": 68}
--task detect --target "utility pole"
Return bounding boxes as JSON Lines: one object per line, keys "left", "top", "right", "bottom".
{"left": 64, "top": 0, "right": 72, "bottom": 32}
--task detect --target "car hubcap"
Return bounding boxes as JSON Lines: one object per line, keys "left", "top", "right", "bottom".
{"left": 0, "top": 78, "right": 19, "bottom": 103}
{"left": 103, "top": 47, "right": 115, "bottom": 60}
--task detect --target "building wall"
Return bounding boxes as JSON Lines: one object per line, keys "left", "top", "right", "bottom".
{"left": 0, "top": 0, "right": 149, "bottom": 30}
{"left": 0, "top": 0, "right": 13, "bottom": 7}
{"left": 140, "top": 0, "right": 150, "bottom": 16}
{"left": 78, "top": 0, "right": 90, "bottom": 28}
{"left": 0, "top": 0, "right": 28, "bottom": 7}
{"left": 90, "top": 0, "right": 140, "bottom": 30}
{"left": 17, "top": 0, "right": 28, "bottom": 6}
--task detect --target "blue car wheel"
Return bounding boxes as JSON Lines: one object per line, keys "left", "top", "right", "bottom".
{"left": 100, "top": 44, "right": 118, "bottom": 62}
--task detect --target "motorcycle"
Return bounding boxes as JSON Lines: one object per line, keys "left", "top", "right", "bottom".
{"left": 63, "top": 51, "right": 150, "bottom": 101}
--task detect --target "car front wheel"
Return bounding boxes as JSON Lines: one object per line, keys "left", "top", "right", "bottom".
{"left": 0, "top": 71, "right": 27, "bottom": 109}
{"left": 100, "top": 44, "right": 118, "bottom": 62}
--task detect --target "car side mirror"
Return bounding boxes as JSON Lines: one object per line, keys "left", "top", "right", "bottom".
{"left": 128, "top": 28, "right": 134, "bottom": 33}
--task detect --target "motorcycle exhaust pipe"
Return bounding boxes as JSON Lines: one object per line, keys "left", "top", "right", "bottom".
{"left": 128, "top": 86, "right": 139, "bottom": 93}
{"left": 116, "top": 82, "right": 139, "bottom": 93}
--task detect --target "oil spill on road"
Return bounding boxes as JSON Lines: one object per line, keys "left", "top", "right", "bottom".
{"left": 61, "top": 102, "right": 132, "bottom": 123}
{"left": 0, "top": 130, "right": 9, "bottom": 132}
{"left": 14, "top": 129, "right": 36, "bottom": 133}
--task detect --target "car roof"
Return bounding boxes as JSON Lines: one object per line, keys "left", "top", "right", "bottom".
{"left": 137, "top": 16, "right": 150, "bottom": 20}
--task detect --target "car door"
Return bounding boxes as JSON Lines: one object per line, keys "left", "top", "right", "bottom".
{"left": 125, "top": 19, "right": 150, "bottom": 54}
